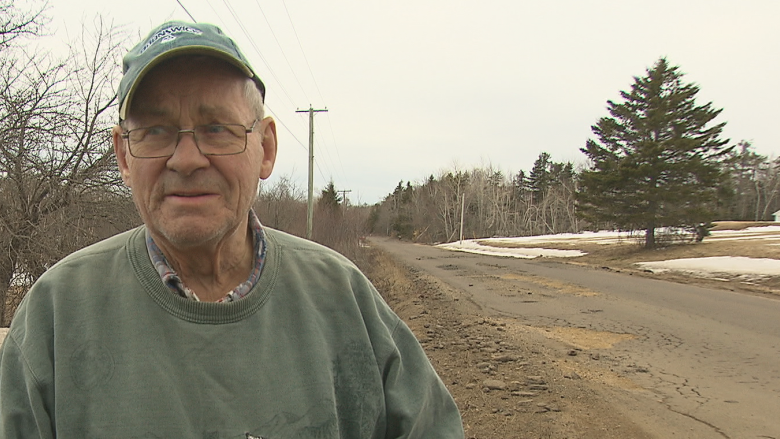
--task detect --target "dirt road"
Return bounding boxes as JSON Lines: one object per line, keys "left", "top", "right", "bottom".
{"left": 369, "top": 237, "right": 780, "bottom": 439}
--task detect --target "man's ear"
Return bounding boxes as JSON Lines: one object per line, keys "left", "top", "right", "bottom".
{"left": 113, "top": 125, "right": 132, "bottom": 188}
{"left": 259, "top": 117, "right": 277, "bottom": 180}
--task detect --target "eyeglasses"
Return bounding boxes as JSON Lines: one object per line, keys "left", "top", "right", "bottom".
{"left": 121, "top": 120, "right": 259, "bottom": 158}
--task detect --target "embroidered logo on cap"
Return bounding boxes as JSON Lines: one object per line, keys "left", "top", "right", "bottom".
{"left": 140, "top": 25, "right": 203, "bottom": 54}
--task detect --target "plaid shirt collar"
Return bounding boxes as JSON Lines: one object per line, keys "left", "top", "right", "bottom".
{"left": 145, "top": 209, "right": 267, "bottom": 303}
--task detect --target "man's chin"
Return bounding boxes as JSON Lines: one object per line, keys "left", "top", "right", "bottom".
{"left": 153, "top": 221, "right": 231, "bottom": 249}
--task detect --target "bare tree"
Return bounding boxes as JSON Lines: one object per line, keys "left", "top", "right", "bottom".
{"left": 0, "top": 16, "right": 137, "bottom": 326}
{"left": 255, "top": 175, "right": 308, "bottom": 234}
{"left": 721, "top": 142, "right": 780, "bottom": 221}
{"left": 0, "top": 0, "right": 46, "bottom": 48}
{"left": 367, "top": 156, "right": 583, "bottom": 244}
{"left": 255, "top": 177, "right": 369, "bottom": 262}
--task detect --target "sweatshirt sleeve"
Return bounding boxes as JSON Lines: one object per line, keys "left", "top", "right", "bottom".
{"left": 382, "top": 319, "right": 465, "bottom": 439}
{"left": 0, "top": 332, "right": 55, "bottom": 439}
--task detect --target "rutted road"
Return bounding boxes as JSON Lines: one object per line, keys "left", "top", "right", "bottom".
{"left": 371, "top": 237, "right": 780, "bottom": 439}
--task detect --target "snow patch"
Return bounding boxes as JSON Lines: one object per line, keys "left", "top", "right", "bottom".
{"left": 635, "top": 256, "right": 780, "bottom": 279}
{"left": 437, "top": 227, "right": 780, "bottom": 278}
{"left": 437, "top": 240, "right": 585, "bottom": 259}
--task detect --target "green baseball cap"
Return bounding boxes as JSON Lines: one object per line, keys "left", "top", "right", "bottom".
{"left": 117, "top": 21, "right": 266, "bottom": 120}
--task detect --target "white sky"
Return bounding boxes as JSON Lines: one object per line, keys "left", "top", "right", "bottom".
{"left": 31, "top": 0, "right": 780, "bottom": 204}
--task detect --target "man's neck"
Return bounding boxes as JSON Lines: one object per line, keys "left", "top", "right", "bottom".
{"left": 154, "top": 226, "right": 254, "bottom": 302}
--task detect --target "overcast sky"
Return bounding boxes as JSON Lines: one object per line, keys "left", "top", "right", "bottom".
{"left": 37, "top": 0, "right": 780, "bottom": 204}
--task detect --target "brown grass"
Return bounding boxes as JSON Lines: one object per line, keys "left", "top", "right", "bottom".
{"left": 709, "top": 221, "right": 777, "bottom": 231}
{"left": 476, "top": 221, "right": 780, "bottom": 297}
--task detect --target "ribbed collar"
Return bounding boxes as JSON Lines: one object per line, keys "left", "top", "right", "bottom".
{"left": 125, "top": 226, "right": 279, "bottom": 324}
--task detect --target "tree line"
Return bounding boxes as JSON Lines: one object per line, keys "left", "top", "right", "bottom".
{"left": 369, "top": 59, "right": 778, "bottom": 246}
{"left": 254, "top": 177, "right": 367, "bottom": 261}
{"left": 367, "top": 156, "right": 578, "bottom": 243}
{"left": 368, "top": 141, "right": 778, "bottom": 245}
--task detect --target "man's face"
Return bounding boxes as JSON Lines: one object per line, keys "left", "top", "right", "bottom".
{"left": 113, "top": 58, "right": 277, "bottom": 250}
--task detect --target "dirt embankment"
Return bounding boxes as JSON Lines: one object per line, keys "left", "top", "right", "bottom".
{"left": 358, "top": 247, "right": 653, "bottom": 439}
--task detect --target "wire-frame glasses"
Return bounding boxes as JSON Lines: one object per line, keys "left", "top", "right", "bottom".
{"left": 121, "top": 120, "right": 259, "bottom": 158}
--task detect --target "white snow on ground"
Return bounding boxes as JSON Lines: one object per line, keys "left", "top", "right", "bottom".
{"left": 437, "top": 240, "right": 585, "bottom": 259}
{"left": 437, "top": 226, "right": 780, "bottom": 278}
{"left": 636, "top": 257, "right": 780, "bottom": 278}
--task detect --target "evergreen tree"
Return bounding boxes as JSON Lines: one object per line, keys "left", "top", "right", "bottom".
{"left": 578, "top": 58, "right": 732, "bottom": 248}
{"left": 513, "top": 170, "right": 529, "bottom": 197}
{"left": 529, "top": 152, "right": 552, "bottom": 203}
{"left": 319, "top": 181, "right": 342, "bottom": 211}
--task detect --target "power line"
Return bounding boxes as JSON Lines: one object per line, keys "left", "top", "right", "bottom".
{"left": 219, "top": 0, "right": 318, "bottom": 165}
{"left": 169, "top": 0, "right": 310, "bottom": 158}
{"left": 174, "top": 0, "right": 197, "bottom": 22}
{"left": 169, "top": 0, "right": 326, "bottom": 190}
{"left": 216, "top": 1, "right": 315, "bottom": 164}
{"left": 255, "top": 1, "right": 341, "bottom": 186}
{"left": 280, "top": 0, "right": 327, "bottom": 106}
{"left": 322, "top": 117, "right": 348, "bottom": 186}
{"left": 170, "top": 3, "right": 311, "bottom": 157}
{"left": 203, "top": 1, "right": 230, "bottom": 29}
{"left": 314, "top": 126, "right": 338, "bottom": 178}
{"left": 221, "top": 0, "right": 299, "bottom": 111}
{"left": 252, "top": 0, "right": 311, "bottom": 105}
{"left": 279, "top": 0, "right": 348, "bottom": 187}
{"left": 183, "top": 1, "right": 338, "bottom": 191}
{"left": 266, "top": 106, "right": 308, "bottom": 153}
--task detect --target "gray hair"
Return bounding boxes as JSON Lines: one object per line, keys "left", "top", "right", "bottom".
{"left": 244, "top": 79, "right": 265, "bottom": 121}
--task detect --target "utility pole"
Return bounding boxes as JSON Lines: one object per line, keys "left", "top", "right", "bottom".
{"left": 337, "top": 189, "right": 352, "bottom": 206}
{"left": 459, "top": 193, "right": 465, "bottom": 245}
{"left": 296, "top": 106, "right": 328, "bottom": 240}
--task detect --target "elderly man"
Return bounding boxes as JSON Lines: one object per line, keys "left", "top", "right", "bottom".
{"left": 0, "top": 21, "right": 464, "bottom": 438}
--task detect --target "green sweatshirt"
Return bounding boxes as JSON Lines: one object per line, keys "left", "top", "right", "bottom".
{"left": 0, "top": 227, "right": 464, "bottom": 438}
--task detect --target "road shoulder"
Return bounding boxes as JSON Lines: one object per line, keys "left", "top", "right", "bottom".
{"left": 359, "top": 245, "right": 655, "bottom": 439}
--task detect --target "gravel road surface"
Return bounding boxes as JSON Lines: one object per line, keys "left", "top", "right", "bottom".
{"left": 371, "top": 237, "right": 780, "bottom": 439}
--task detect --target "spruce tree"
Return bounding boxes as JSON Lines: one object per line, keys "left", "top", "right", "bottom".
{"left": 529, "top": 152, "right": 552, "bottom": 204}
{"left": 578, "top": 58, "right": 732, "bottom": 248}
{"left": 319, "top": 181, "right": 342, "bottom": 211}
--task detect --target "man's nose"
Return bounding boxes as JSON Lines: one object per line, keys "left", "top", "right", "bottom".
{"left": 166, "top": 130, "right": 209, "bottom": 174}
